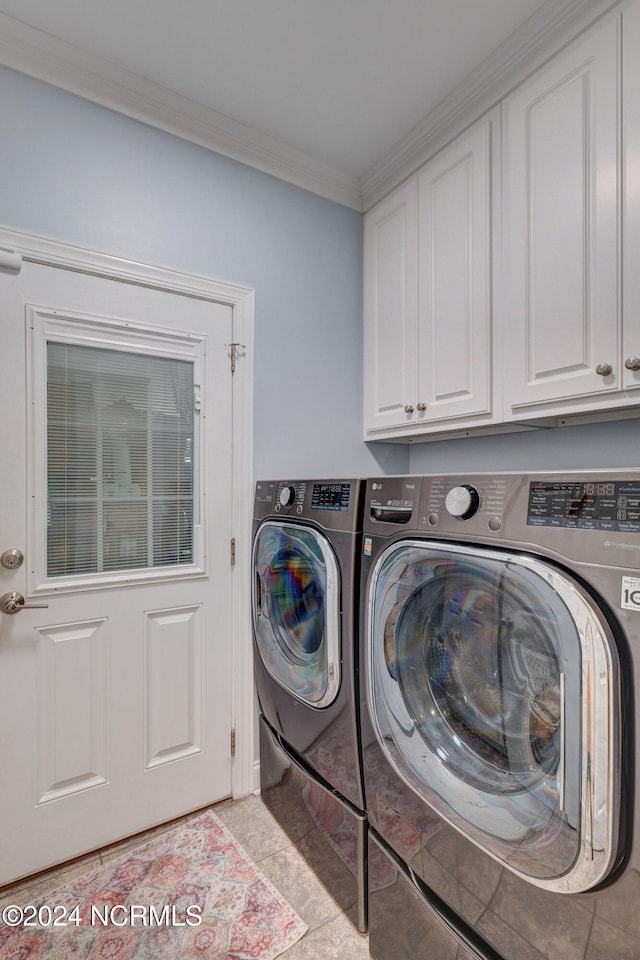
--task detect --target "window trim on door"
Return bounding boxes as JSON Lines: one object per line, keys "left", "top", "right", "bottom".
{"left": 27, "top": 307, "right": 208, "bottom": 595}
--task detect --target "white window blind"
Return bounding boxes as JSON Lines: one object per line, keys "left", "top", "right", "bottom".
{"left": 47, "top": 342, "right": 196, "bottom": 577}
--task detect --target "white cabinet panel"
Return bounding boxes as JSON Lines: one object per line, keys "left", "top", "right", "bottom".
{"left": 363, "top": 180, "right": 418, "bottom": 433}
{"left": 417, "top": 118, "right": 493, "bottom": 423}
{"left": 503, "top": 17, "right": 620, "bottom": 416}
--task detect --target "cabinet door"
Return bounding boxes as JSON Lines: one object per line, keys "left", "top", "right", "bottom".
{"left": 503, "top": 17, "right": 619, "bottom": 417}
{"left": 363, "top": 179, "right": 418, "bottom": 433}
{"left": 417, "top": 114, "right": 494, "bottom": 425}
{"left": 623, "top": 1, "right": 640, "bottom": 391}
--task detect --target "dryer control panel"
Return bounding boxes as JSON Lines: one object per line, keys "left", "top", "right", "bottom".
{"left": 311, "top": 482, "right": 351, "bottom": 512}
{"left": 253, "top": 479, "right": 362, "bottom": 531}
{"left": 527, "top": 480, "right": 640, "bottom": 533}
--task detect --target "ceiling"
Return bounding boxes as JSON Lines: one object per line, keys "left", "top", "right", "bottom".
{"left": 0, "top": 0, "right": 608, "bottom": 208}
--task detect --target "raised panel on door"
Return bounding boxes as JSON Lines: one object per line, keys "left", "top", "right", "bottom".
{"left": 417, "top": 114, "right": 494, "bottom": 426}
{"left": 363, "top": 179, "right": 418, "bottom": 434}
{"left": 623, "top": 0, "right": 640, "bottom": 392}
{"left": 503, "top": 17, "right": 619, "bottom": 417}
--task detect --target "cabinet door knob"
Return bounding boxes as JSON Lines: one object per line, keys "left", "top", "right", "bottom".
{"left": 625, "top": 357, "right": 640, "bottom": 371}
{"left": 404, "top": 404, "right": 415, "bottom": 414}
{"left": 595, "top": 363, "right": 613, "bottom": 377}
{"left": 416, "top": 402, "right": 427, "bottom": 412}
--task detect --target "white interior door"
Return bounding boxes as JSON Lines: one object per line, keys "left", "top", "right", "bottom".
{"left": 0, "top": 251, "right": 235, "bottom": 884}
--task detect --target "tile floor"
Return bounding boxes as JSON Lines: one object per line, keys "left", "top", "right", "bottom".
{"left": 0, "top": 793, "right": 370, "bottom": 959}
{"left": 217, "top": 794, "right": 370, "bottom": 959}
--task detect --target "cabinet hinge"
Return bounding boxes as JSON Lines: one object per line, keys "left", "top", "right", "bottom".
{"left": 231, "top": 537, "right": 236, "bottom": 566}
{"left": 230, "top": 728, "right": 236, "bottom": 758}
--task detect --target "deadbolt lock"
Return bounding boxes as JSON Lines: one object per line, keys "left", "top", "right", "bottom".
{"left": 1, "top": 549, "right": 24, "bottom": 570}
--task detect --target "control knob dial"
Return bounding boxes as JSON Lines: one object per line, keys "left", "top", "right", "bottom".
{"left": 445, "top": 484, "right": 480, "bottom": 520}
{"left": 279, "top": 485, "right": 297, "bottom": 508}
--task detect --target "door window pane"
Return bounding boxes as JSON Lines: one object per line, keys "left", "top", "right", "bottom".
{"left": 47, "top": 342, "right": 195, "bottom": 577}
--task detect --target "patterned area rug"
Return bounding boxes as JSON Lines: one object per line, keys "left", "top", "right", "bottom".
{"left": 0, "top": 811, "right": 307, "bottom": 960}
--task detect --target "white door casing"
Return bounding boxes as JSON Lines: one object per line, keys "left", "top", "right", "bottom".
{"left": 0, "top": 227, "right": 254, "bottom": 885}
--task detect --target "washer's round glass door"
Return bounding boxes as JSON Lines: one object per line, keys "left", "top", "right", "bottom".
{"left": 253, "top": 521, "right": 340, "bottom": 707}
{"left": 368, "top": 539, "right": 619, "bottom": 893}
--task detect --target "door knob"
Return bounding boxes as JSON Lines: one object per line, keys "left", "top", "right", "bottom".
{"left": 595, "top": 363, "right": 613, "bottom": 376}
{"left": 404, "top": 404, "right": 415, "bottom": 414}
{"left": 0, "top": 592, "right": 48, "bottom": 615}
{"left": 625, "top": 357, "right": 640, "bottom": 371}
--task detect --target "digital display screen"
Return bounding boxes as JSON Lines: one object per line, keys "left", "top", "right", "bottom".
{"left": 527, "top": 480, "right": 640, "bottom": 532}
{"left": 311, "top": 483, "right": 351, "bottom": 511}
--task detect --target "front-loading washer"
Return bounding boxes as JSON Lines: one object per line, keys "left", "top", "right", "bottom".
{"left": 252, "top": 479, "right": 367, "bottom": 931}
{"left": 361, "top": 471, "right": 637, "bottom": 959}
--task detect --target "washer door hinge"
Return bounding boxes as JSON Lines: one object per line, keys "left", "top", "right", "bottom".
{"left": 230, "top": 728, "right": 236, "bottom": 757}
{"left": 231, "top": 537, "right": 236, "bottom": 566}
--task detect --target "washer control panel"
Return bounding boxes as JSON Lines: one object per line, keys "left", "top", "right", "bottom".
{"left": 528, "top": 479, "right": 640, "bottom": 532}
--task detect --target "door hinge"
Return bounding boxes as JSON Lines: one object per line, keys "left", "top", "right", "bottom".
{"left": 230, "top": 728, "right": 236, "bottom": 757}
{"left": 227, "top": 342, "right": 246, "bottom": 374}
{"left": 231, "top": 537, "right": 236, "bottom": 566}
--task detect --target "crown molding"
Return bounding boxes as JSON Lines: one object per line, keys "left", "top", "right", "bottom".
{"left": 0, "top": 12, "right": 363, "bottom": 212}
{"left": 361, "top": 0, "right": 621, "bottom": 210}
{"left": 0, "top": 1, "right": 623, "bottom": 215}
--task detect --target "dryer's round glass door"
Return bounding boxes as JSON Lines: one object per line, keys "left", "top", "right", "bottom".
{"left": 253, "top": 521, "right": 340, "bottom": 707}
{"left": 368, "top": 539, "right": 620, "bottom": 892}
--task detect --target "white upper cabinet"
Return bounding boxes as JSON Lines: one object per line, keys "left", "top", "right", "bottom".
{"left": 364, "top": 111, "right": 498, "bottom": 440}
{"left": 502, "top": 14, "right": 624, "bottom": 420}
{"left": 364, "top": 0, "right": 640, "bottom": 442}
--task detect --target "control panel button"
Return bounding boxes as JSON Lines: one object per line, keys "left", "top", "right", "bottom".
{"left": 279, "top": 485, "right": 297, "bottom": 508}
{"left": 445, "top": 484, "right": 480, "bottom": 520}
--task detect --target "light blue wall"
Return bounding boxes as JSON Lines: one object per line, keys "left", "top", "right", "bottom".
{"left": 408, "top": 417, "right": 640, "bottom": 474}
{"left": 4, "top": 65, "right": 636, "bottom": 483}
{"left": 0, "top": 65, "right": 407, "bottom": 481}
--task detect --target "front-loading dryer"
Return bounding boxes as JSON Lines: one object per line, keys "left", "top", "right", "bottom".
{"left": 361, "top": 471, "right": 637, "bottom": 959}
{"left": 252, "top": 479, "right": 367, "bottom": 931}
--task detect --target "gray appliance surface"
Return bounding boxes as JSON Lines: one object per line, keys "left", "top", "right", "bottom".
{"left": 252, "top": 478, "right": 364, "bottom": 811}
{"left": 361, "top": 470, "right": 639, "bottom": 960}
{"left": 368, "top": 833, "right": 497, "bottom": 960}
{"left": 260, "top": 715, "right": 367, "bottom": 932}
